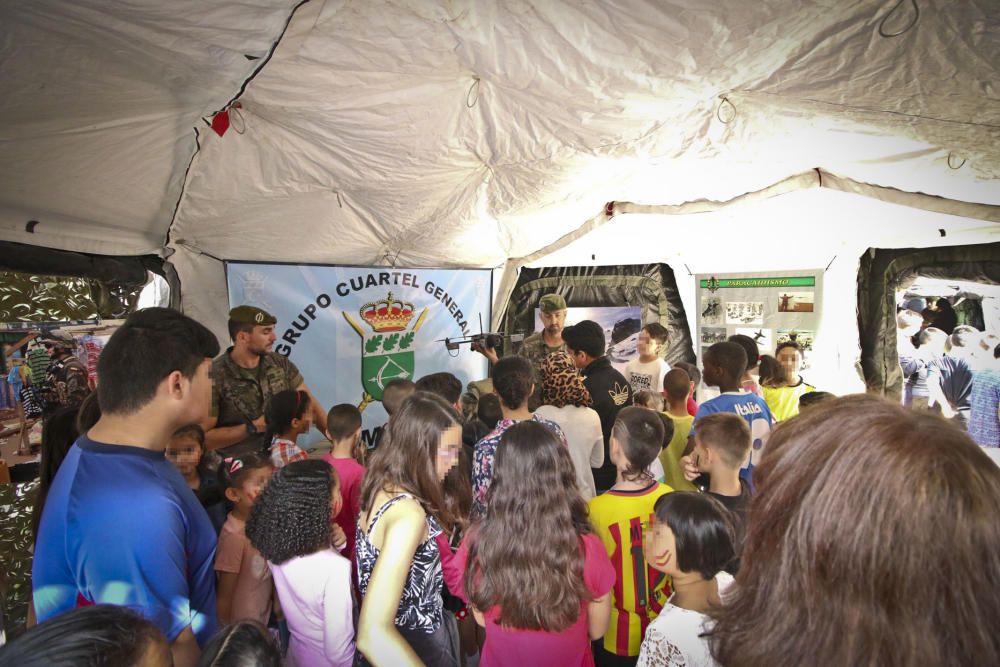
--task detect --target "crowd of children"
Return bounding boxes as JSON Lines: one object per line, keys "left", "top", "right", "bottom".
{"left": 3, "top": 305, "right": 1000, "bottom": 667}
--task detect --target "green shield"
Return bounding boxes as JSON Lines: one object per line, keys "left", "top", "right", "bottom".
{"left": 361, "top": 332, "right": 415, "bottom": 400}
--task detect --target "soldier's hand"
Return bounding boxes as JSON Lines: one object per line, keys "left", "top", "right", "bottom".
{"left": 471, "top": 342, "right": 499, "bottom": 364}
{"left": 252, "top": 415, "right": 266, "bottom": 432}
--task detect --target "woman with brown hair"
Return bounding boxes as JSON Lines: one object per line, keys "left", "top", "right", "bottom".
{"left": 709, "top": 394, "right": 1000, "bottom": 667}
{"left": 456, "top": 420, "right": 614, "bottom": 666}
{"left": 354, "top": 391, "right": 463, "bottom": 667}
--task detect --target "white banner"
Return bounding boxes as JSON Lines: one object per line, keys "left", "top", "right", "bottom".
{"left": 226, "top": 263, "right": 491, "bottom": 446}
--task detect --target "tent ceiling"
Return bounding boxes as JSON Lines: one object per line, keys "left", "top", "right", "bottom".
{"left": 1, "top": 0, "right": 998, "bottom": 271}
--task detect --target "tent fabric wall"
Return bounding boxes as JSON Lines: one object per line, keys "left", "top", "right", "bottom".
{"left": 506, "top": 264, "right": 695, "bottom": 367}
{"left": 857, "top": 241, "right": 1000, "bottom": 398}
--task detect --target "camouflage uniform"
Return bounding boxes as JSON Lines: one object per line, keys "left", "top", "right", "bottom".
{"left": 41, "top": 354, "right": 90, "bottom": 412}
{"left": 210, "top": 348, "right": 303, "bottom": 456}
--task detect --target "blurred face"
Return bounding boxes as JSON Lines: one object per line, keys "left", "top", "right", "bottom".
{"left": 165, "top": 435, "right": 202, "bottom": 477}
{"left": 701, "top": 356, "right": 720, "bottom": 386}
{"left": 690, "top": 435, "right": 711, "bottom": 472}
{"left": 568, "top": 347, "right": 589, "bottom": 370}
{"left": 436, "top": 425, "right": 463, "bottom": 480}
{"left": 540, "top": 309, "right": 567, "bottom": 337}
{"left": 637, "top": 329, "right": 662, "bottom": 358}
{"left": 244, "top": 325, "right": 276, "bottom": 355}
{"left": 777, "top": 347, "right": 803, "bottom": 380}
{"left": 228, "top": 465, "right": 275, "bottom": 514}
{"left": 292, "top": 409, "right": 313, "bottom": 435}
{"left": 644, "top": 514, "right": 679, "bottom": 576}
{"left": 186, "top": 359, "right": 214, "bottom": 423}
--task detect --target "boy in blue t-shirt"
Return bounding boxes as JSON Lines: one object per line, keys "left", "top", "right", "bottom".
{"left": 689, "top": 341, "right": 774, "bottom": 482}
{"left": 33, "top": 308, "right": 222, "bottom": 667}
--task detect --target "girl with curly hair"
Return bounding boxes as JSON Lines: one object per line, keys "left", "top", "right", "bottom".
{"left": 354, "top": 391, "right": 463, "bottom": 667}
{"left": 245, "top": 460, "right": 352, "bottom": 667}
{"left": 456, "top": 420, "right": 614, "bottom": 666}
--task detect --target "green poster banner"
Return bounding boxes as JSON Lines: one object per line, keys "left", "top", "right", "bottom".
{"left": 699, "top": 276, "right": 816, "bottom": 289}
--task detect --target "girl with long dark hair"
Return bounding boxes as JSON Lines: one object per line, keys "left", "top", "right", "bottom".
{"left": 354, "top": 391, "right": 463, "bottom": 667}
{"left": 265, "top": 389, "right": 311, "bottom": 468}
{"left": 457, "top": 420, "right": 615, "bottom": 666}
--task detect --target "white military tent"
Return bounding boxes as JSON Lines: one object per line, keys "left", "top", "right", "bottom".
{"left": 2, "top": 0, "right": 999, "bottom": 394}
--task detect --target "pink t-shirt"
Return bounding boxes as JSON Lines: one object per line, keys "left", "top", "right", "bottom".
{"left": 214, "top": 514, "right": 273, "bottom": 626}
{"left": 455, "top": 532, "right": 615, "bottom": 667}
{"left": 322, "top": 454, "right": 365, "bottom": 562}
{"left": 271, "top": 548, "right": 354, "bottom": 667}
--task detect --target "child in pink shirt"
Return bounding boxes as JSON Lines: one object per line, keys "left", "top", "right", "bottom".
{"left": 246, "top": 460, "right": 353, "bottom": 667}
{"left": 214, "top": 452, "right": 275, "bottom": 626}
{"left": 321, "top": 403, "right": 366, "bottom": 564}
{"left": 455, "top": 421, "right": 616, "bottom": 667}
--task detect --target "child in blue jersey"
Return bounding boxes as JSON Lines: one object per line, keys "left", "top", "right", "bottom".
{"left": 690, "top": 341, "right": 773, "bottom": 483}
{"left": 32, "top": 308, "right": 221, "bottom": 667}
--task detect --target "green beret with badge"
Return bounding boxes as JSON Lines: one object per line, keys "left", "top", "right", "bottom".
{"left": 539, "top": 293, "right": 567, "bottom": 313}
{"left": 228, "top": 305, "right": 277, "bottom": 326}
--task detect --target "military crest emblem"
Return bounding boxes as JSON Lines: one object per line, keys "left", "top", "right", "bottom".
{"left": 343, "top": 292, "right": 428, "bottom": 411}
{"left": 706, "top": 276, "right": 721, "bottom": 293}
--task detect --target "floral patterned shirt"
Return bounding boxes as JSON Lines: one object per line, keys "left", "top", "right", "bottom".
{"left": 470, "top": 415, "right": 567, "bottom": 520}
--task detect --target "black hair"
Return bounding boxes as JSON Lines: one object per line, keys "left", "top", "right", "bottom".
{"left": 654, "top": 491, "right": 736, "bottom": 580}
{"left": 673, "top": 361, "right": 701, "bottom": 386}
{"left": 492, "top": 356, "right": 534, "bottom": 410}
{"left": 561, "top": 320, "right": 605, "bottom": 359}
{"left": 727, "top": 334, "right": 760, "bottom": 371}
{"left": 775, "top": 340, "right": 802, "bottom": 357}
{"left": 97, "top": 307, "right": 220, "bottom": 416}
{"left": 643, "top": 322, "right": 669, "bottom": 346}
{"left": 415, "top": 372, "right": 463, "bottom": 405}
{"left": 463, "top": 418, "right": 492, "bottom": 448}
{"left": 656, "top": 412, "right": 676, "bottom": 449}
{"left": 633, "top": 389, "right": 663, "bottom": 411}
{"left": 75, "top": 391, "right": 102, "bottom": 434}
{"left": 172, "top": 423, "right": 206, "bottom": 447}
{"left": 476, "top": 393, "right": 502, "bottom": 429}
{"left": 798, "top": 391, "right": 834, "bottom": 410}
{"left": 612, "top": 406, "right": 665, "bottom": 479}
{"left": 218, "top": 451, "right": 273, "bottom": 490}
{"left": 705, "top": 341, "right": 747, "bottom": 381}
{"left": 197, "top": 620, "right": 281, "bottom": 667}
{"left": 0, "top": 604, "right": 165, "bottom": 667}
{"left": 31, "top": 405, "right": 81, "bottom": 541}
{"left": 246, "top": 459, "right": 336, "bottom": 564}
{"left": 326, "top": 402, "right": 362, "bottom": 441}
{"left": 227, "top": 320, "right": 256, "bottom": 342}
{"left": 265, "top": 389, "right": 311, "bottom": 441}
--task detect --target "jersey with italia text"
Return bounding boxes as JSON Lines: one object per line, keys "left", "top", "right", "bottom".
{"left": 588, "top": 482, "right": 673, "bottom": 657}
{"left": 692, "top": 392, "right": 774, "bottom": 482}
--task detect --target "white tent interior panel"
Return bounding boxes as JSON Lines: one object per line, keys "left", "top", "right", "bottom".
{"left": 1, "top": 0, "right": 999, "bottom": 351}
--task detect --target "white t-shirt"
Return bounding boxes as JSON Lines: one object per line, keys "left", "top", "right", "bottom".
{"left": 626, "top": 358, "right": 671, "bottom": 394}
{"left": 636, "top": 572, "right": 734, "bottom": 667}
{"left": 534, "top": 404, "right": 604, "bottom": 501}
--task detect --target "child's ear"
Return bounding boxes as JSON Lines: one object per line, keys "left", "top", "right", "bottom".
{"left": 224, "top": 487, "right": 241, "bottom": 504}
{"left": 352, "top": 427, "right": 362, "bottom": 442}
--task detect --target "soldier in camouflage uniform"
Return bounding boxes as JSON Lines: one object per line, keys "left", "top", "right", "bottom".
{"left": 203, "top": 306, "right": 328, "bottom": 457}
{"left": 39, "top": 335, "right": 90, "bottom": 413}
{"left": 470, "top": 293, "right": 569, "bottom": 412}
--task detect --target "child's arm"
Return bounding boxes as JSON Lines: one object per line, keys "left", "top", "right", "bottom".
{"left": 588, "top": 593, "right": 612, "bottom": 640}
{"left": 215, "top": 572, "right": 239, "bottom": 625}
{"left": 356, "top": 499, "right": 427, "bottom": 667}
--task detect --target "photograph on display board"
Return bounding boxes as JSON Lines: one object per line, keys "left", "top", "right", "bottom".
{"left": 777, "top": 291, "right": 815, "bottom": 313}
{"left": 777, "top": 328, "right": 815, "bottom": 350}
{"left": 700, "top": 327, "right": 728, "bottom": 346}
{"left": 725, "top": 301, "right": 764, "bottom": 325}
{"left": 701, "top": 296, "right": 722, "bottom": 325}
{"left": 736, "top": 327, "right": 773, "bottom": 354}
{"left": 535, "top": 305, "right": 641, "bottom": 374}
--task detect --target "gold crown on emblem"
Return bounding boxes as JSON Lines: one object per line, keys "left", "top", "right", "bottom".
{"left": 360, "top": 292, "right": 415, "bottom": 332}
{"left": 610, "top": 381, "right": 630, "bottom": 406}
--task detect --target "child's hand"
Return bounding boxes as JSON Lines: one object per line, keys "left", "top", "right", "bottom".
{"left": 681, "top": 455, "right": 701, "bottom": 482}
{"left": 331, "top": 524, "right": 347, "bottom": 551}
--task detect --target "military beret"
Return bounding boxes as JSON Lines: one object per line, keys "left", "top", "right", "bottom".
{"left": 539, "top": 294, "right": 567, "bottom": 313}
{"left": 228, "top": 305, "right": 277, "bottom": 326}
